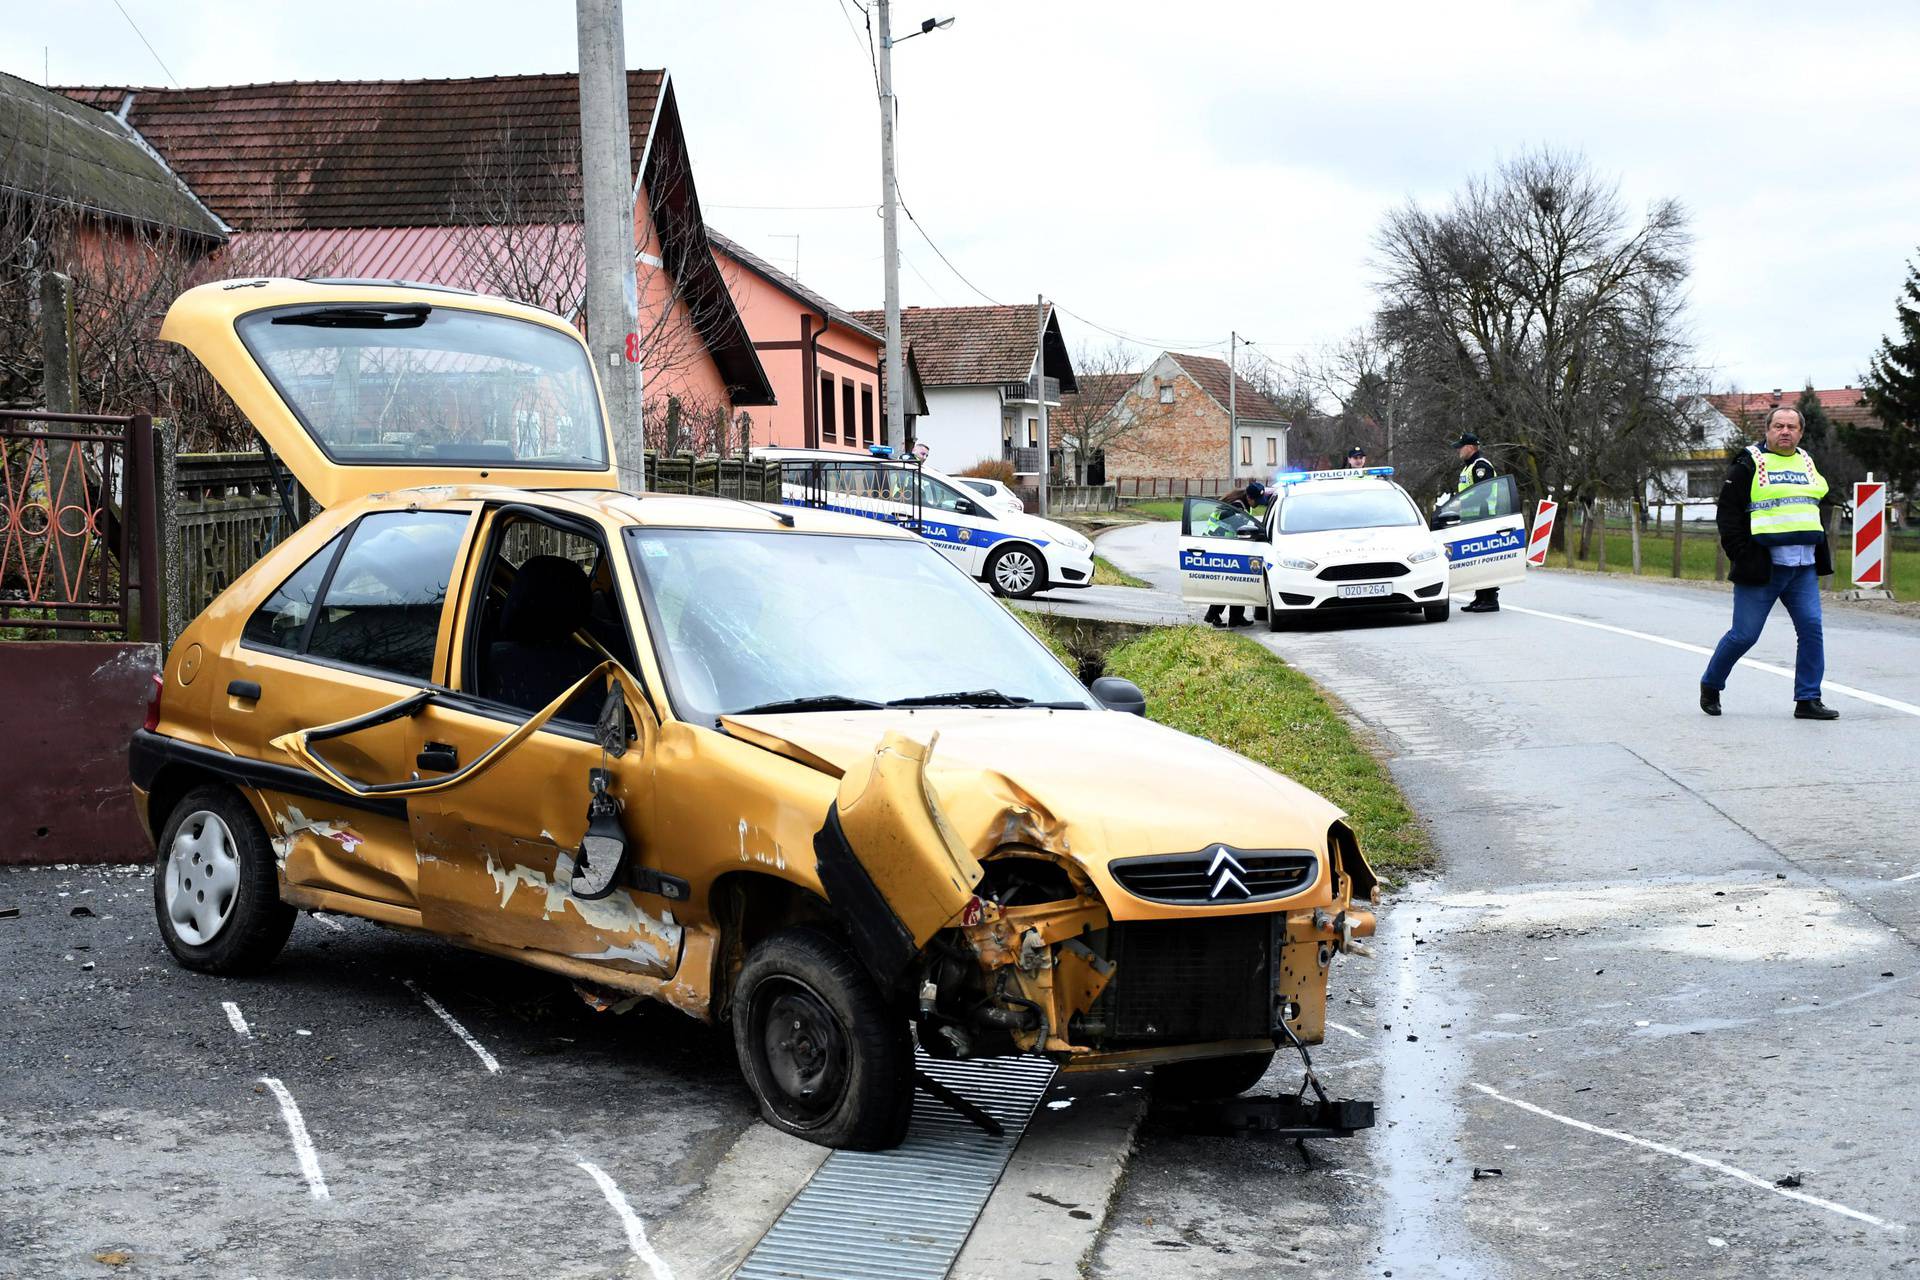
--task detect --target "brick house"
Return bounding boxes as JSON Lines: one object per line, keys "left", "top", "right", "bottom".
{"left": 1076, "top": 351, "right": 1292, "bottom": 485}
{"left": 56, "top": 73, "right": 774, "bottom": 435}
{"left": 846, "top": 303, "right": 1076, "bottom": 478}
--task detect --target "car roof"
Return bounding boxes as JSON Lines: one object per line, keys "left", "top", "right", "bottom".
{"left": 354, "top": 484, "right": 920, "bottom": 539}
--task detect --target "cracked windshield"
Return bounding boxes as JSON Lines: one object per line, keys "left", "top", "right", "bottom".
{"left": 627, "top": 528, "right": 1089, "bottom": 720}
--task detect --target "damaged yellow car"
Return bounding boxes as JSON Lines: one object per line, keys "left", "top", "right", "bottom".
{"left": 131, "top": 278, "right": 1377, "bottom": 1149}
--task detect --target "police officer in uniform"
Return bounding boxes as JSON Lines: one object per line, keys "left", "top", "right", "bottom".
{"left": 1699, "top": 406, "right": 1839, "bottom": 719}
{"left": 1203, "top": 479, "right": 1269, "bottom": 628}
{"left": 1452, "top": 432, "right": 1501, "bottom": 612}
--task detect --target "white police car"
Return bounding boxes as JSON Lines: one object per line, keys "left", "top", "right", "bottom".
{"left": 757, "top": 447, "right": 1095, "bottom": 597}
{"left": 1176, "top": 467, "right": 1527, "bottom": 627}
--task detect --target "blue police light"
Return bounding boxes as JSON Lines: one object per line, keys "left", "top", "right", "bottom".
{"left": 1365, "top": 466, "right": 1395, "bottom": 477}
{"left": 867, "top": 444, "right": 895, "bottom": 458}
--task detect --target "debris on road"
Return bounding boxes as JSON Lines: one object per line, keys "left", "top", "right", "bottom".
{"left": 71, "top": 904, "right": 95, "bottom": 917}
{"left": 0, "top": 905, "right": 19, "bottom": 919}
{"left": 1775, "top": 1173, "right": 1804, "bottom": 1188}
{"left": 1472, "top": 1167, "right": 1503, "bottom": 1180}
{"left": 92, "top": 1250, "right": 132, "bottom": 1266}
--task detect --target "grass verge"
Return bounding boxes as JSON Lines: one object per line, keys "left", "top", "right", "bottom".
{"left": 1092, "top": 555, "right": 1149, "bottom": 588}
{"left": 1104, "top": 625, "right": 1433, "bottom": 883}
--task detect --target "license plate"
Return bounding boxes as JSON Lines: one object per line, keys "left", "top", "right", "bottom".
{"left": 1337, "top": 582, "right": 1392, "bottom": 599}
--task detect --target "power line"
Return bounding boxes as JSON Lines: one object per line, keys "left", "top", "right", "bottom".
{"left": 707, "top": 202, "right": 876, "bottom": 211}
{"left": 1051, "top": 302, "right": 1227, "bottom": 353}
{"left": 894, "top": 191, "right": 1004, "bottom": 306}
{"left": 109, "top": 0, "right": 179, "bottom": 88}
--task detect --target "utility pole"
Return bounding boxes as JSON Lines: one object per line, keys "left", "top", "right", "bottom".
{"left": 576, "top": 0, "right": 644, "bottom": 491}
{"left": 1034, "top": 295, "right": 1050, "bottom": 517}
{"left": 878, "top": 0, "right": 906, "bottom": 454}
{"left": 1227, "top": 329, "right": 1238, "bottom": 491}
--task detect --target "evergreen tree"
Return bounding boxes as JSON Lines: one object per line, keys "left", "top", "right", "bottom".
{"left": 1794, "top": 381, "right": 1861, "bottom": 504}
{"left": 1845, "top": 254, "right": 1920, "bottom": 498}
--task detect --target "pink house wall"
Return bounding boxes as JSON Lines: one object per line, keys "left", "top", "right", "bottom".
{"left": 714, "top": 244, "right": 880, "bottom": 452}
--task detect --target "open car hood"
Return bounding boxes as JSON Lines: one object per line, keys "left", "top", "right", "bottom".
{"left": 160, "top": 278, "right": 621, "bottom": 508}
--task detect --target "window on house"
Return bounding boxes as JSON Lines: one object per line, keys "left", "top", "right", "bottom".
{"left": 1687, "top": 468, "right": 1719, "bottom": 500}
{"left": 861, "top": 385, "right": 875, "bottom": 446}
{"left": 1158, "top": 381, "right": 1174, "bottom": 404}
{"left": 1027, "top": 418, "right": 1039, "bottom": 447}
{"left": 843, "top": 379, "right": 858, "bottom": 450}
{"left": 820, "top": 373, "right": 836, "bottom": 442}
{"left": 1240, "top": 436, "right": 1252, "bottom": 466}
{"left": 1266, "top": 437, "right": 1278, "bottom": 466}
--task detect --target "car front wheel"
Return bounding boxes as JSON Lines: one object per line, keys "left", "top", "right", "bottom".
{"left": 153, "top": 785, "right": 295, "bottom": 974}
{"left": 732, "top": 927, "right": 913, "bottom": 1150}
{"left": 987, "top": 545, "right": 1044, "bottom": 598}
{"left": 1423, "top": 601, "right": 1451, "bottom": 623}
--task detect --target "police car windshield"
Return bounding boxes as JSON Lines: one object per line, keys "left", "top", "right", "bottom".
{"left": 1278, "top": 486, "right": 1420, "bottom": 534}
{"left": 624, "top": 528, "right": 1091, "bottom": 722}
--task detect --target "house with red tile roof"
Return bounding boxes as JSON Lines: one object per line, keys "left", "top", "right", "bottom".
{"left": 846, "top": 303, "right": 1076, "bottom": 478}
{"left": 1658, "top": 387, "right": 1880, "bottom": 520}
{"left": 56, "top": 72, "right": 773, "bottom": 432}
{"left": 1075, "top": 352, "right": 1292, "bottom": 485}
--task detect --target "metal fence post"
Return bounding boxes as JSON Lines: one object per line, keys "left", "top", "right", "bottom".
{"left": 130, "top": 414, "right": 162, "bottom": 643}
{"left": 1629, "top": 499, "right": 1643, "bottom": 574}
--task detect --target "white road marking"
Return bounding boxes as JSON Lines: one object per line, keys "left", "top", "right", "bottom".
{"left": 258, "top": 1076, "right": 330, "bottom": 1201}
{"left": 309, "top": 912, "right": 346, "bottom": 932}
{"left": 1326, "top": 1020, "right": 1369, "bottom": 1041}
{"left": 1892, "top": 870, "right": 1920, "bottom": 884}
{"left": 222, "top": 1000, "right": 252, "bottom": 1039}
{"left": 576, "top": 1159, "right": 674, "bottom": 1279}
{"left": 401, "top": 979, "right": 500, "bottom": 1073}
{"left": 1470, "top": 1083, "right": 1903, "bottom": 1233}
{"left": 1476, "top": 598, "right": 1920, "bottom": 718}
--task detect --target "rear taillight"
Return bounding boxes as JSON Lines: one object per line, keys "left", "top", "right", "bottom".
{"left": 143, "top": 672, "right": 163, "bottom": 732}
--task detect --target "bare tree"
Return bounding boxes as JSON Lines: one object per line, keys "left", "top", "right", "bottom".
{"left": 1373, "top": 148, "right": 1699, "bottom": 519}
{"left": 1050, "top": 342, "right": 1165, "bottom": 483}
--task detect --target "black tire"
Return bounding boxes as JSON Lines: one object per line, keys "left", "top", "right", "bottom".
{"left": 1152, "top": 1050, "right": 1277, "bottom": 1101}
{"left": 1423, "top": 601, "right": 1451, "bottom": 623}
{"left": 986, "top": 544, "right": 1045, "bottom": 598}
{"left": 732, "top": 927, "right": 913, "bottom": 1150}
{"left": 152, "top": 785, "right": 295, "bottom": 975}
{"left": 1267, "top": 605, "right": 1286, "bottom": 632}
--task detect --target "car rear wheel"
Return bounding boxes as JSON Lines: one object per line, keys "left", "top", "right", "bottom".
{"left": 153, "top": 785, "right": 295, "bottom": 975}
{"left": 1423, "top": 601, "right": 1451, "bottom": 623}
{"left": 1152, "top": 1049, "right": 1277, "bottom": 1100}
{"left": 733, "top": 927, "right": 913, "bottom": 1150}
{"left": 987, "top": 545, "right": 1044, "bottom": 598}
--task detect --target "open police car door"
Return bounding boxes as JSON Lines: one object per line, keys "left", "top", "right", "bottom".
{"left": 1177, "top": 497, "right": 1268, "bottom": 610}
{"left": 1431, "top": 475, "right": 1527, "bottom": 594}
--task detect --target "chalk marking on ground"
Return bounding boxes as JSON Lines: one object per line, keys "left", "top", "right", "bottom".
{"left": 258, "top": 1076, "right": 330, "bottom": 1201}
{"left": 222, "top": 1000, "right": 252, "bottom": 1039}
{"left": 576, "top": 1159, "right": 674, "bottom": 1280}
{"left": 1326, "top": 1020, "right": 1368, "bottom": 1041}
{"left": 1893, "top": 870, "right": 1920, "bottom": 884}
{"left": 309, "top": 912, "right": 346, "bottom": 932}
{"left": 1466, "top": 597, "right": 1920, "bottom": 718}
{"left": 1470, "top": 1082, "right": 1902, "bottom": 1232}
{"left": 401, "top": 979, "right": 500, "bottom": 1073}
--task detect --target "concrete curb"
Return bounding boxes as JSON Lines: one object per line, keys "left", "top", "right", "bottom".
{"left": 644, "top": 1123, "right": 831, "bottom": 1280}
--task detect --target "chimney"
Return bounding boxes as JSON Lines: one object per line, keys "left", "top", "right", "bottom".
{"left": 1770, "top": 388, "right": 1782, "bottom": 405}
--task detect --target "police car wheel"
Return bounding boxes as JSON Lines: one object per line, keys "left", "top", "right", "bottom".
{"left": 987, "top": 546, "right": 1043, "bottom": 598}
{"left": 1423, "top": 601, "right": 1451, "bottom": 623}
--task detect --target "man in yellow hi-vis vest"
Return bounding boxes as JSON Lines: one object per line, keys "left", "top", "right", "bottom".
{"left": 1700, "top": 407, "right": 1838, "bottom": 719}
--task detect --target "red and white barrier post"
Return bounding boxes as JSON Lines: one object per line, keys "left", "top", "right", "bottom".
{"left": 1527, "top": 499, "right": 1558, "bottom": 567}
{"left": 1853, "top": 481, "right": 1890, "bottom": 595}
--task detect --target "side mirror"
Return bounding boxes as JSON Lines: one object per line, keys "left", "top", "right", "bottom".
{"left": 1090, "top": 676, "right": 1147, "bottom": 716}
{"left": 1429, "top": 510, "right": 1460, "bottom": 530}
{"left": 1235, "top": 525, "right": 1261, "bottom": 540}
{"left": 954, "top": 498, "right": 980, "bottom": 517}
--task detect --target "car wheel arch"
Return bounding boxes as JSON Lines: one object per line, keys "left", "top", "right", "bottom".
{"left": 711, "top": 870, "right": 837, "bottom": 1019}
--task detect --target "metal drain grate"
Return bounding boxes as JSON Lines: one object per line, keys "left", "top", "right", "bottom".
{"left": 734, "top": 1051, "right": 1058, "bottom": 1280}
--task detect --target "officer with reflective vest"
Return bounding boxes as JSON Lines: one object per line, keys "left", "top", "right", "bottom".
{"left": 1451, "top": 432, "right": 1501, "bottom": 612}
{"left": 1700, "top": 406, "right": 1839, "bottom": 719}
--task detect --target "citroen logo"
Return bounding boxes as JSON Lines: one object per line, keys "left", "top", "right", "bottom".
{"left": 1207, "top": 845, "right": 1251, "bottom": 899}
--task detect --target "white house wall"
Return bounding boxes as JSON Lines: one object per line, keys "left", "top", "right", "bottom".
{"left": 918, "top": 385, "right": 1007, "bottom": 474}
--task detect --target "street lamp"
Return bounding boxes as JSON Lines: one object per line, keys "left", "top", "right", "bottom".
{"left": 877, "top": 5, "right": 955, "bottom": 456}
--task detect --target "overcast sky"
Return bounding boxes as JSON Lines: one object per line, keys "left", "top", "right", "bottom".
{"left": 7, "top": 1, "right": 1918, "bottom": 395}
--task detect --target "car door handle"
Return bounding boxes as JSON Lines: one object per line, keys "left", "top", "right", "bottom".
{"left": 227, "top": 679, "right": 261, "bottom": 701}
{"left": 416, "top": 742, "right": 459, "bottom": 772}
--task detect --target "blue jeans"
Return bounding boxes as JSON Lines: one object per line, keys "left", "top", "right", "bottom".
{"left": 1701, "top": 564, "right": 1824, "bottom": 701}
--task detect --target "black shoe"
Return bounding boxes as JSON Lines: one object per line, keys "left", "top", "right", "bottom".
{"left": 1700, "top": 684, "right": 1721, "bottom": 716}
{"left": 1462, "top": 600, "right": 1499, "bottom": 613}
{"left": 1794, "top": 699, "right": 1840, "bottom": 720}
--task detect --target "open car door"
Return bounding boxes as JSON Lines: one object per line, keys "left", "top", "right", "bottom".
{"left": 1177, "top": 497, "right": 1269, "bottom": 610}
{"left": 159, "top": 278, "right": 621, "bottom": 508}
{"left": 1433, "top": 475, "right": 1527, "bottom": 594}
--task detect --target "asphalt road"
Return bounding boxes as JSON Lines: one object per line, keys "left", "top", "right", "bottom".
{"left": 1086, "top": 520, "right": 1920, "bottom": 1278}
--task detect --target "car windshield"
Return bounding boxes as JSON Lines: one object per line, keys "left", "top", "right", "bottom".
{"left": 1279, "top": 486, "right": 1420, "bottom": 533}
{"left": 626, "top": 528, "right": 1090, "bottom": 720}
{"left": 235, "top": 305, "right": 607, "bottom": 470}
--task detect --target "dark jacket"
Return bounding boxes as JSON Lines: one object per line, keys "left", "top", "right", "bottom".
{"left": 1715, "top": 448, "right": 1833, "bottom": 585}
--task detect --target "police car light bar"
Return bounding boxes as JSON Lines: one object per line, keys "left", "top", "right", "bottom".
{"left": 867, "top": 444, "right": 896, "bottom": 458}
{"left": 1274, "top": 466, "right": 1395, "bottom": 484}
